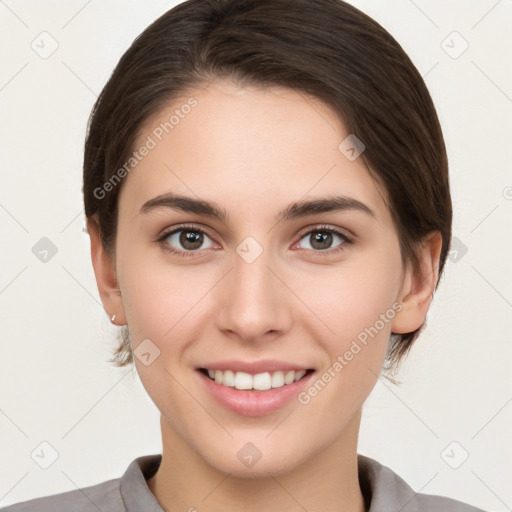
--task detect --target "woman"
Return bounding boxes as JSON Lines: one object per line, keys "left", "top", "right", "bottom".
{"left": 3, "top": 0, "right": 488, "bottom": 510}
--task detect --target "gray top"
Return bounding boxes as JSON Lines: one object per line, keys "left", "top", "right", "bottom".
{"left": 1, "top": 454, "right": 486, "bottom": 511}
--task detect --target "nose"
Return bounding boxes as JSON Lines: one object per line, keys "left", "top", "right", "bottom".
{"left": 214, "top": 241, "right": 292, "bottom": 343}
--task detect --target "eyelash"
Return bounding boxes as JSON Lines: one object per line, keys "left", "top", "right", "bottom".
{"left": 156, "top": 223, "right": 354, "bottom": 258}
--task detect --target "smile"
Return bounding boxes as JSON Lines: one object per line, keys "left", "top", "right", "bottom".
{"left": 197, "top": 360, "right": 316, "bottom": 416}
{"left": 201, "top": 368, "right": 311, "bottom": 390}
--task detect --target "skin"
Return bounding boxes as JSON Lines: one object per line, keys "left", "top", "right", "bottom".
{"left": 87, "top": 80, "right": 442, "bottom": 512}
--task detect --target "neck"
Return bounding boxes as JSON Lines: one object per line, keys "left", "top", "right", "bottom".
{"left": 147, "top": 412, "right": 366, "bottom": 512}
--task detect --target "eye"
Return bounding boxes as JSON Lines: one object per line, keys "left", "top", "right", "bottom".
{"left": 157, "top": 223, "right": 353, "bottom": 258}
{"left": 294, "top": 224, "right": 353, "bottom": 255}
{"left": 157, "top": 224, "right": 217, "bottom": 256}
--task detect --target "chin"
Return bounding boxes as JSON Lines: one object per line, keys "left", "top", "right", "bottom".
{"left": 199, "top": 439, "right": 310, "bottom": 479}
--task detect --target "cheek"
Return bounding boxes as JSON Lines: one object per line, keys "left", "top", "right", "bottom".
{"left": 305, "top": 257, "right": 402, "bottom": 343}
{"left": 116, "top": 244, "right": 215, "bottom": 353}
{"left": 119, "top": 237, "right": 402, "bottom": 354}
{"left": 300, "top": 253, "right": 402, "bottom": 400}
{"left": 297, "top": 271, "right": 399, "bottom": 424}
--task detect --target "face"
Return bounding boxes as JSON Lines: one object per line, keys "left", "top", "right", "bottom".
{"left": 98, "top": 80, "right": 421, "bottom": 477}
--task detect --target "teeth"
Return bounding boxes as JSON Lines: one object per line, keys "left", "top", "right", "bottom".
{"left": 205, "top": 369, "right": 309, "bottom": 390}
{"left": 253, "top": 372, "right": 272, "bottom": 391}
{"left": 235, "top": 371, "right": 253, "bottom": 390}
{"left": 223, "top": 369, "right": 235, "bottom": 387}
{"left": 284, "top": 370, "right": 295, "bottom": 385}
{"left": 271, "top": 371, "right": 284, "bottom": 388}
{"left": 294, "top": 369, "right": 306, "bottom": 381}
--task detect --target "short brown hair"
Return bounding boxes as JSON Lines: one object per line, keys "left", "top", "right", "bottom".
{"left": 83, "top": 0, "right": 451, "bottom": 375}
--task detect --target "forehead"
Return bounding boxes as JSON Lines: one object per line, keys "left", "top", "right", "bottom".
{"left": 119, "top": 80, "right": 390, "bottom": 223}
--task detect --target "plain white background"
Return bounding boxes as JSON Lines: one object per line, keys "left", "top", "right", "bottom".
{"left": 0, "top": 1, "right": 511, "bottom": 510}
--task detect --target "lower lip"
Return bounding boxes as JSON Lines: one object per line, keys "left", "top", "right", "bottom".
{"left": 198, "top": 370, "right": 315, "bottom": 417}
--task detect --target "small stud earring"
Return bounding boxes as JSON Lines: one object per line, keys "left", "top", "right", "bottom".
{"left": 111, "top": 314, "right": 117, "bottom": 324}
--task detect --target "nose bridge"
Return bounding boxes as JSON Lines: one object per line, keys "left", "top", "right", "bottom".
{"left": 215, "top": 235, "right": 290, "bottom": 340}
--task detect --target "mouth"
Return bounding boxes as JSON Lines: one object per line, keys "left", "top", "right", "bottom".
{"left": 199, "top": 368, "right": 315, "bottom": 391}
{"left": 196, "top": 359, "right": 317, "bottom": 416}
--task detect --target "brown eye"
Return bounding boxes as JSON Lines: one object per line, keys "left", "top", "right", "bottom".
{"left": 308, "top": 231, "right": 334, "bottom": 251}
{"left": 158, "top": 226, "right": 216, "bottom": 256}
{"left": 177, "top": 230, "right": 204, "bottom": 250}
{"left": 296, "top": 225, "right": 353, "bottom": 255}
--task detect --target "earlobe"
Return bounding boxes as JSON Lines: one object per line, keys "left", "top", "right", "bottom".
{"left": 391, "top": 231, "right": 443, "bottom": 334}
{"left": 87, "top": 217, "right": 126, "bottom": 325}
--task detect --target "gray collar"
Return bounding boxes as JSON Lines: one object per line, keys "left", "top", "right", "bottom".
{"left": 119, "top": 453, "right": 483, "bottom": 512}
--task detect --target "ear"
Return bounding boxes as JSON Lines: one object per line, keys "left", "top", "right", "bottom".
{"left": 87, "top": 216, "right": 126, "bottom": 325}
{"left": 391, "top": 231, "right": 443, "bottom": 334}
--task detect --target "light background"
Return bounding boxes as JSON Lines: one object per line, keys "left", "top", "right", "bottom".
{"left": 0, "top": 0, "right": 511, "bottom": 510}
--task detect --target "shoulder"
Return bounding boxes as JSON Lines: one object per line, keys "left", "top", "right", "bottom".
{"left": 1, "top": 477, "right": 124, "bottom": 512}
{"left": 412, "top": 493, "right": 487, "bottom": 512}
{"left": 357, "top": 454, "right": 488, "bottom": 512}
{"left": 1, "top": 454, "right": 162, "bottom": 512}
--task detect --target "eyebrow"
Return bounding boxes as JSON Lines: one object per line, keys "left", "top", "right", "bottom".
{"left": 139, "top": 192, "right": 376, "bottom": 222}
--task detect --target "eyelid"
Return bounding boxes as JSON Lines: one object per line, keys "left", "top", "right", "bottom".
{"left": 156, "top": 222, "right": 215, "bottom": 241}
{"left": 157, "top": 222, "right": 355, "bottom": 242}
{"left": 156, "top": 222, "right": 355, "bottom": 256}
{"left": 296, "top": 223, "right": 355, "bottom": 244}
{"left": 156, "top": 223, "right": 219, "bottom": 254}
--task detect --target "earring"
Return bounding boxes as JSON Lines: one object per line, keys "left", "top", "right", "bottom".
{"left": 111, "top": 314, "right": 117, "bottom": 325}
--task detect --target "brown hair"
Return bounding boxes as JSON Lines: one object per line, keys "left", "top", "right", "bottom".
{"left": 83, "top": 0, "right": 451, "bottom": 376}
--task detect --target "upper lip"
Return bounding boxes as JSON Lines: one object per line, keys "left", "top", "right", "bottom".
{"left": 198, "top": 359, "right": 313, "bottom": 375}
